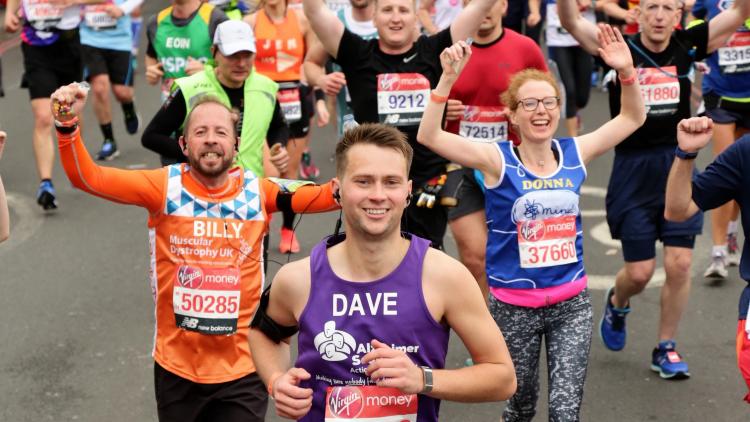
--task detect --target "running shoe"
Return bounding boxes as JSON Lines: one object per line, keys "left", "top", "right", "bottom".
{"left": 36, "top": 180, "right": 58, "bottom": 211}
{"left": 96, "top": 140, "right": 120, "bottom": 161}
{"left": 299, "top": 151, "right": 320, "bottom": 181}
{"left": 704, "top": 251, "right": 728, "bottom": 279}
{"left": 599, "top": 287, "right": 630, "bottom": 351}
{"left": 124, "top": 109, "right": 141, "bottom": 135}
{"left": 727, "top": 232, "right": 740, "bottom": 267}
{"left": 279, "top": 227, "right": 300, "bottom": 254}
{"left": 651, "top": 340, "right": 690, "bottom": 379}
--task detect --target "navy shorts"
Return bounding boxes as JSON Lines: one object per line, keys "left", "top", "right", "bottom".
{"left": 606, "top": 145, "right": 703, "bottom": 262}
{"left": 702, "top": 93, "right": 750, "bottom": 129}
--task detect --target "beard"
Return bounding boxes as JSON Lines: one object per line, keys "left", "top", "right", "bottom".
{"left": 187, "top": 151, "right": 233, "bottom": 179}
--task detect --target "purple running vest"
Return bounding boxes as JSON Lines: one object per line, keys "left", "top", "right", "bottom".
{"left": 295, "top": 234, "right": 450, "bottom": 421}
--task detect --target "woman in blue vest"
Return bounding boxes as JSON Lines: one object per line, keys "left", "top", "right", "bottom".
{"left": 417, "top": 24, "right": 646, "bottom": 421}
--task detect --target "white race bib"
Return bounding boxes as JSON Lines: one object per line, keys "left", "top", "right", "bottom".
{"left": 84, "top": 4, "right": 118, "bottom": 30}
{"left": 25, "top": 0, "right": 63, "bottom": 30}
{"left": 278, "top": 87, "right": 302, "bottom": 123}
{"left": 718, "top": 31, "right": 750, "bottom": 74}
{"left": 377, "top": 73, "right": 430, "bottom": 126}
{"left": 518, "top": 215, "right": 578, "bottom": 268}
{"left": 637, "top": 67, "right": 680, "bottom": 116}
{"left": 459, "top": 105, "right": 508, "bottom": 142}
{"left": 173, "top": 266, "right": 241, "bottom": 335}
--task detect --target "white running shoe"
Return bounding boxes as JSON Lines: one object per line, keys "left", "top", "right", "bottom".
{"left": 704, "top": 252, "right": 728, "bottom": 279}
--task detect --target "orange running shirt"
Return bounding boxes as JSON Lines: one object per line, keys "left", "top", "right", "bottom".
{"left": 58, "top": 129, "right": 337, "bottom": 383}
{"left": 253, "top": 8, "right": 305, "bottom": 82}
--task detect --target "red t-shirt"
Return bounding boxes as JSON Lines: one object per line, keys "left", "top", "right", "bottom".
{"left": 446, "top": 29, "right": 547, "bottom": 144}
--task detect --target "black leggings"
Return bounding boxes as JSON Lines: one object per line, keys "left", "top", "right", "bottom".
{"left": 549, "top": 46, "right": 593, "bottom": 119}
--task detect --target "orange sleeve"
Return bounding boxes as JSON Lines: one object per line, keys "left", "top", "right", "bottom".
{"left": 57, "top": 129, "right": 166, "bottom": 214}
{"left": 261, "top": 179, "right": 339, "bottom": 214}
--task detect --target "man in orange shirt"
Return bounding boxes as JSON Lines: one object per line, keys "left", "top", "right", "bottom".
{"left": 51, "top": 83, "right": 338, "bottom": 422}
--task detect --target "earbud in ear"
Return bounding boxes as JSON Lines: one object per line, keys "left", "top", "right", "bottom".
{"left": 333, "top": 190, "right": 341, "bottom": 203}
{"left": 406, "top": 193, "right": 413, "bottom": 206}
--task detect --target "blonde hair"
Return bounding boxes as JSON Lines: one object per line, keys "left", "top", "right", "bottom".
{"left": 501, "top": 69, "right": 560, "bottom": 112}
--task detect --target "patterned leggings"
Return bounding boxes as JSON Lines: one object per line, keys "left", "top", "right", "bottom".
{"left": 490, "top": 290, "right": 593, "bottom": 422}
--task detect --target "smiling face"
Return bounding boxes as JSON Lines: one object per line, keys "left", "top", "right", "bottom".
{"left": 508, "top": 80, "right": 561, "bottom": 144}
{"left": 336, "top": 143, "right": 412, "bottom": 241}
{"left": 374, "top": 0, "right": 418, "bottom": 52}
{"left": 181, "top": 101, "right": 238, "bottom": 181}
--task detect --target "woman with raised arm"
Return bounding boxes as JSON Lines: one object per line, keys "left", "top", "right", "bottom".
{"left": 417, "top": 23, "right": 646, "bottom": 421}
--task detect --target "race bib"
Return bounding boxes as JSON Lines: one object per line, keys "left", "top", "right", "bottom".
{"left": 173, "top": 265, "right": 241, "bottom": 335}
{"left": 637, "top": 67, "right": 680, "bottom": 116}
{"left": 459, "top": 105, "right": 508, "bottom": 142}
{"left": 278, "top": 87, "right": 302, "bottom": 123}
{"left": 325, "top": 386, "right": 417, "bottom": 421}
{"left": 84, "top": 4, "right": 118, "bottom": 30}
{"left": 518, "top": 215, "right": 578, "bottom": 268}
{"left": 25, "top": 0, "right": 63, "bottom": 30}
{"left": 377, "top": 73, "right": 430, "bottom": 126}
{"left": 718, "top": 31, "right": 750, "bottom": 74}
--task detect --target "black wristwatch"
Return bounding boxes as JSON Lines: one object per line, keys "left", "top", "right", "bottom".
{"left": 54, "top": 118, "right": 79, "bottom": 135}
{"left": 675, "top": 146, "right": 698, "bottom": 160}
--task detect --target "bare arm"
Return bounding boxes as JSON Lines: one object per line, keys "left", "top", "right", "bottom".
{"left": 363, "top": 250, "right": 516, "bottom": 401}
{"left": 427, "top": 250, "right": 516, "bottom": 401}
{"left": 4, "top": 0, "right": 20, "bottom": 33}
{"left": 706, "top": 0, "right": 750, "bottom": 53}
{"left": 416, "top": 42, "right": 502, "bottom": 184}
{"left": 577, "top": 25, "right": 646, "bottom": 164}
{"left": 0, "top": 132, "right": 8, "bottom": 242}
{"left": 527, "top": 0, "right": 542, "bottom": 27}
{"left": 418, "top": 0, "right": 439, "bottom": 35}
{"left": 449, "top": 0, "right": 495, "bottom": 42}
{"left": 665, "top": 117, "right": 713, "bottom": 221}
{"left": 248, "top": 259, "right": 314, "bottom": 419}
{"left": 302, "top": 0, "right": 345, "bottom": 58}
{"left": 557, "top": 0, "right": 601, "bottom": 55}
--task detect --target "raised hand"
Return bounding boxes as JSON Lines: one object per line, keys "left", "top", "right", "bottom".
{"left": 50, "top": 83, "right": 90, "bottom": 122}
{"left": 596, "top": 24, "right": 633, "bottom": 76}
{"left": 677, "top": 117, "right": 713, "bottom": 153}
{"left": 439, "top": 40, "right": 472, "bottom": 80}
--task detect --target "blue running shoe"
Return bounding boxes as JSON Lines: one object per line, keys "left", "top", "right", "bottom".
{"left": 36, "top": 180, "right": 58, "bottom": 211}
{"left": 96, "top": 140, "right": 120, "bottom": 161}
{"left": 600, "top": 287, "right": 630, "bottom": 351}
{"left": 124, "top": 109, "right": 141, "bottom": 135}
{"left": 651, "top": 340, "right": 690, "bottom": 379}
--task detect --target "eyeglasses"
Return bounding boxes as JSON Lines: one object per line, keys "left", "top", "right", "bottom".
{"left": 517, "top": 97, "right": 560, "bottom": 112}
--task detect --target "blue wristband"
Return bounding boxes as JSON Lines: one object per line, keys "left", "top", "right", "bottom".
{"left": 675, "top": 146, "right": 698, "bottom": 160}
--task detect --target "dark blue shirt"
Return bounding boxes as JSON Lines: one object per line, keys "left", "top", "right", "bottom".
{"left": 691, "top": 135, "right": 750, "bottom": 318}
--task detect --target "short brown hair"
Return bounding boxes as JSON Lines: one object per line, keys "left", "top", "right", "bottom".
{"left": 501, "top": 69, "right": 560, "bottom": 112}
{"left": 184, "top": 94, "right": 239, "bottom": 139}
{"left": 335, "top": 123, "right": 413, "bottom": 177}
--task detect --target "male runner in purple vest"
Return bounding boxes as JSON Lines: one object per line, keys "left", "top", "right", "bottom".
{"left": 248, "top": 123, "right": 516, "bottom": 421}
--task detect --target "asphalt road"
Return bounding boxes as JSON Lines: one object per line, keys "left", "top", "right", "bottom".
{"left": 0, "top": 3, "right": 748, "bottom": 421}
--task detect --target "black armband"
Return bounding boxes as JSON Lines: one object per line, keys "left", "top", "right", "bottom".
{"left": 250, "top": 287, "right": 299, "bottom": 343}
{"left": 314, "top": 88, "right": 325, "bottom": 102}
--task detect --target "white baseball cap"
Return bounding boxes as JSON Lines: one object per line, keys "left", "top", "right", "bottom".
{"left": 213, "top": 20, "right": 256, "bottom": 55}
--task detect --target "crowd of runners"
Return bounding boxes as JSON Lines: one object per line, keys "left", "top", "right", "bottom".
{"left": 1, "top": 0, "right": 750, "bottom": 420}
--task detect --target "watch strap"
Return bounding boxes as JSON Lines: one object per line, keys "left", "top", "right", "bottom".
{"left": 675, "top": 146, "right": 698, "bottom": 160}
{"left": 420, "top": 366, "right": 433, "bottom": 393}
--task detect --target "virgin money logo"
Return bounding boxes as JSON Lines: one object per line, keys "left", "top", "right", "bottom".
{"left": 328, "top": 386, "right": 364, "bottom": 418}
{"left": 379, "top": 74, "right": 398, "bottom": 91}
{"left": 177, "top": 266, "right": 203, "bottom": 289}
{"left": 463, "top": 106, "right": 480, "bottom": 121}
{"left": 520, "top": 220, "right": 545, "bottom": 241}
